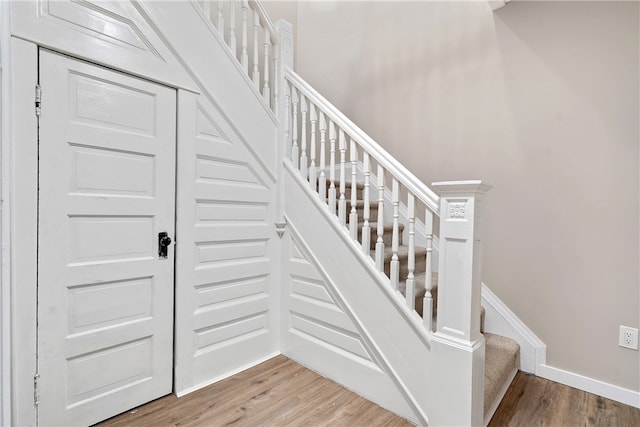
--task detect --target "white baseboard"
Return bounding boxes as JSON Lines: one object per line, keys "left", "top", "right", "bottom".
{"left": 537, "top": 364, "right": 640, "bottom": 409}
{"left": 481, "top": 283, "right": 546, "bottom": 373}
{"left": 176, "top": 351, "right": 281, "bottom": 397}
{"left": 482, "top": 284, "right": 640, "bottom": 409}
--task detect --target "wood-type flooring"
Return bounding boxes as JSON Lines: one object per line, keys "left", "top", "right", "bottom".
{"left": 96, "top": 355, "right": 410, "bottom": 427}
{"left": 489, "top": 371, "right": 640, "bottom": 426}
{"left": 97, "top": 355, "right": 640, "bottom": 427}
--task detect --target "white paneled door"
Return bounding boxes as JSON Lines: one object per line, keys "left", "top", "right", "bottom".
{"left": 37, "top": 50, "right": 176, "bottom": 426}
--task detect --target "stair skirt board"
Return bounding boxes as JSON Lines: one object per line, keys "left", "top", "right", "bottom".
{"left": 481, "top": 284, "right": 546, "bottom": 375}
{"left": 283, "top": 163, "right": 433, "bottom": 426}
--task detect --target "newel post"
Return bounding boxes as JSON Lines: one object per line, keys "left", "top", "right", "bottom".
{"left": 428, "top": 180, "right": 491, "bottom": 426}
{"left": 274, "top": 19, "right": 293, "bottom": 230}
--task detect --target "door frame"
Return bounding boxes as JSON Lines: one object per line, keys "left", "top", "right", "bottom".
{"left": 5, "top": 38, "right": 189, "bottom": 426}
{"left": 6, "top": 36, "right": 39, "bottom": 427}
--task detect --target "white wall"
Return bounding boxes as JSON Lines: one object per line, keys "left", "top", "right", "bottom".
{"left": 271, "top": 0, "right": 639, "bottom": 393}
{"left": 262, "top": 1, "right": 297, "bottom": 44}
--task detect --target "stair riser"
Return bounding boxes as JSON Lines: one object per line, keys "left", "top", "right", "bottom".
{"left": 325, "top": 183, "right": 364, "bottom": 201}
{"left": 384, "top": 254, "right": 426, "bottom": 283}
{"left": 359, "top": 223, "right": 406, "bottom": 250}
{"left": 414, "top": 288, "right": 438, "bottom": 319}
{"left": 358, "top": 226, "right": 394, "bottom": 249}
{"left": 353, "top": 205, "right": 379, "bottom": 222}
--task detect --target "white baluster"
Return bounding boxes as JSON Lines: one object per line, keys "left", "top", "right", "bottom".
{"left": 349, "top": 141, "right": 358, "bottom": 240}
{"left": 338, "top": 130, "right": 347, "bottom": 226}
{"left": 300, "top": 95, "right": 308, "bottom": 181}
{"left": 217, "top": 1, "right": 225, "bottom": 37}
{"left": 240, "top": 1, "right": 248, "bottom": 73}
{"left": 273, "top": 41, "right": 279, "bottom": 116}
{"left": 361, "top": 152, "right": 371, "bottom": 255}
{"left": 375, "top": 165, "right": 385, "bottom": 271}
{"left": 263, "top": 27, "right": 271, "bottom": 104}
{"left": 229, "top": 0, "right": 237, "bottom": 57}
{"left": 390, "top": 179, "right": 400, "bottom": 290}
{"left": 252, "top": 9, "right": 260, "bottom": 89}
{"left": 284, "top": 82, "right": 291, "bottom": 160}
{"left": 291, "top": 86, "right": 299, "bottom": 169}
{"left": 328, "top": 121, "right": 337, "bottom": 215}
{"left": 318, "top": 112, "right": 327, "bottom": 203}
{"left": 309, "top": 103, "right": 318, "bottom": 192}
{"left": 203, "top": 1, "right": 212, "bottom": 21}
{"left": 405, "top": 194, "right": 416, "bottom": 310}
{"left": 423, "top": 209, "right": 434, "bottom": 331}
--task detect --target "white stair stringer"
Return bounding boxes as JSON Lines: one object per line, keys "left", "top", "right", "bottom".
{"left": 283, "top": 161, "right": 434, "bottom": 426}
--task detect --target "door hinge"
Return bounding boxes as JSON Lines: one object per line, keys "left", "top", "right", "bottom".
{"left": 35, "top": 84, "right": 42, "bottom": 117}
{"left": 33, "top": 373, "right": 40, "bottom": 406}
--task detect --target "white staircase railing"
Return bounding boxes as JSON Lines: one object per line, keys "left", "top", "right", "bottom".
{"left": 282, "top": 67, "right": 491, "bottom": 426}
{"left": 284, "top": 68, "right": 440, "bottom": 330}
{"left": 196, "top": 0, "right": 279, "bottom": 116}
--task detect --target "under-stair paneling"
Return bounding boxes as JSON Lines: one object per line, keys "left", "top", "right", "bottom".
{"left": 175, "top": 91, "right": 278, "bottom": 395}
{"left": 283, "top": 234, "right": 413, "bottom": 420}
{"left": 282, "top": 164, "right": 436, "bottom": 426}
{"left": 139, "top": 1, "right": 279, "bottom": 180}
{"left": 8, "top": 0, "right": 282, "bottom": 421}
{"left": 10, "top": 0, "right": 195, "bottom": 91}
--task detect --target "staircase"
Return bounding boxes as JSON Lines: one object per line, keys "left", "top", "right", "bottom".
{"left": 195, "top": 1, "right": 520, "bottom": 425}
{"left": 1, "top": 0, "right": 533, "bottom": 425}
{"left": 335, "top": 180, "right": 520, "bottom": 422}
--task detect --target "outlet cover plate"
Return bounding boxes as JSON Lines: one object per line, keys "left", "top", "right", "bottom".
{"left": 619, "top": 326, "right": 639, "bottom": 350}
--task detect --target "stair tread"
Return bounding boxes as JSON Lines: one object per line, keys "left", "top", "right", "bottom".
{"left": 372, "top": 244, "right": 428, "bottom": 260}
{"left": 484, "top": 333, "right": 520, "bottom": 415}
{"left": 397, "top": 272, "right": 439, "bottom": 296}
{"left": 406, "top": 271, "right": 438, "bottom": 290}
{"left": 328, "top": 180, "right": 365, "bottom": 189}
{"left": 351, "top": 200, "right": 379, "bottom": 209}
{"left": 358, "top": 221, "right": 405, "bottom": 231}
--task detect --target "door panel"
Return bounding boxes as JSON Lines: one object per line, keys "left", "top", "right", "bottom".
{"left": 37, "top": 49, "right": 176, "bottom": 426}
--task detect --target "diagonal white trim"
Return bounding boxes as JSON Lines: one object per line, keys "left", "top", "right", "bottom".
{"left": 481, "top": 283, "right": 546, "bottom": 373}
{"left": 489, "top": 0, "right": 511, "bottom": 11}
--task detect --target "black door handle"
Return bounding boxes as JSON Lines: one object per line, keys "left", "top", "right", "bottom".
{"left": 158, "top": 232, "right": 172, "bottom": 259}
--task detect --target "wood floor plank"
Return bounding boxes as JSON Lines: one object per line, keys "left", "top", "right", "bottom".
{"left": 97, "top": 358, "right": 640, "bottom": 427}
{"left": 489, "top": 372, "right": 640, "bottom": 427}
{"left": 95, "top": 355, "right": 412, "bottom": 427}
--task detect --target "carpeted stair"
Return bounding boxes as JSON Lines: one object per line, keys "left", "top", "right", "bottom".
{"left": 330, "top": 180, "right": 520, "bottom": 421}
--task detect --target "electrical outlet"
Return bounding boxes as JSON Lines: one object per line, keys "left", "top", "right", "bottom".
{"left": 619, "top": 326, "right": 639, "bottom": 350}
